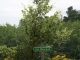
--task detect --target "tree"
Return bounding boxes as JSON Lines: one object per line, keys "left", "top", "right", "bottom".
{"left": 17, "top": 0, "right": 73, "bottom": 60}
{"left": 0, "top": 45, "right": 16, "bottom": 60}
{"left": 64, "top": 21, "right": 80, "bottom": 59}
{"left": 19, "top": 0, "right": 53, "bottom": 60}
{"left": 0, "top": 24, "right": 19, "bottom": 47}
{"left": 55, "top": 21, "right": 80, "bottom": 59}
{"left": 63, "top": 6, "right": 80, "bottom": 22}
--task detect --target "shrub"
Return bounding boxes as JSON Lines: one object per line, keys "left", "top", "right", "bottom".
{"left": 52, "top": 54, "right": 72, "bottom": 60}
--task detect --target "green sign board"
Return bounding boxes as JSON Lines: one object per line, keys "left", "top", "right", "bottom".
{"left": 33, "top": 47, "right": 52, "bottom": 52}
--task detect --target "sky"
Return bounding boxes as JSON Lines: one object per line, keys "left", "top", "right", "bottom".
{"left": 0, "top": 0, "right": 80, "bottom": 26}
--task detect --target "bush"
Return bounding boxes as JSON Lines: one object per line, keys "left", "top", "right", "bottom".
{"left": 52, "top": 54, "right": 72, "bottom": 60}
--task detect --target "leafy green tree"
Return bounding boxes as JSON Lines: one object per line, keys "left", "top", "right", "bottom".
{"left": 0, "top": 23, "right": 28, "bottom": 47}
{"left": 64, "top": 21, "right": 80, "bottom": 59}
{"left": 63, "top": 6, "right": 80, "bottom": 22}
{"left": 17, "top": 0, "right": 73, "bottom": 60}
{"left": 0, "top": 23, "right": 29, "bottom": 60}
{"left": 0, "top": 45, "right": 16, "bottom": 60}
{"left": 55, "top": 21, "right": 80, "bottom": 59}
{"left": 4, "top": 24, "right": 18, "bottom": 47}
{"left": 18, "top": 0, "right": 53, "bottom": 60}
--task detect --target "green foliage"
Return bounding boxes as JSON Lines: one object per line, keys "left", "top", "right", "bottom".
{"left": 0, "top": 24, "right": 18, "bottom": 47}
{"left": 63, "top": 6, "right": 80, "bottom": 22}
{"left": 0, "top": 0, "right": 80, "bottom": 60}
{"left": 19, "top": 0, "right": 68, "bottom": 60}
{"left": 0, "top": 45, "right": 16, "bottom": 59}
{"left": 53, "top": 21, "right": 80, "bottom": 59}
{"left": 19, "top": 0, "right": 54, "bottom": 60}
{"left": 18, "top": 0, "right": 73, "bottom": 60}
{"left": 64, "top": 21, "right": 80, "bottom": 59}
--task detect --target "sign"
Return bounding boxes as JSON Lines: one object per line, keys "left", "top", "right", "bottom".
{"left": 33, "top": 47, "right": 52, "bottom": 52}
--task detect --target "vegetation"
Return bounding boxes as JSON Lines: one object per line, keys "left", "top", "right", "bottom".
{"left": 0, "top": 0, "right": 80, "bottom": 60}
{"left": 63, "top": 6, "right": 80, "bottom": 22}
{"left": 52, "top": 54, "right": 72, "bottom": 60}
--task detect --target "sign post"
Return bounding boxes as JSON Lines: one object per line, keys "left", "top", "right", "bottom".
{"left": 41, "top": 43, "right": 44, "bottom": 60}
{"left": 33, "top": 45, "right": 52, "bottom": 60}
